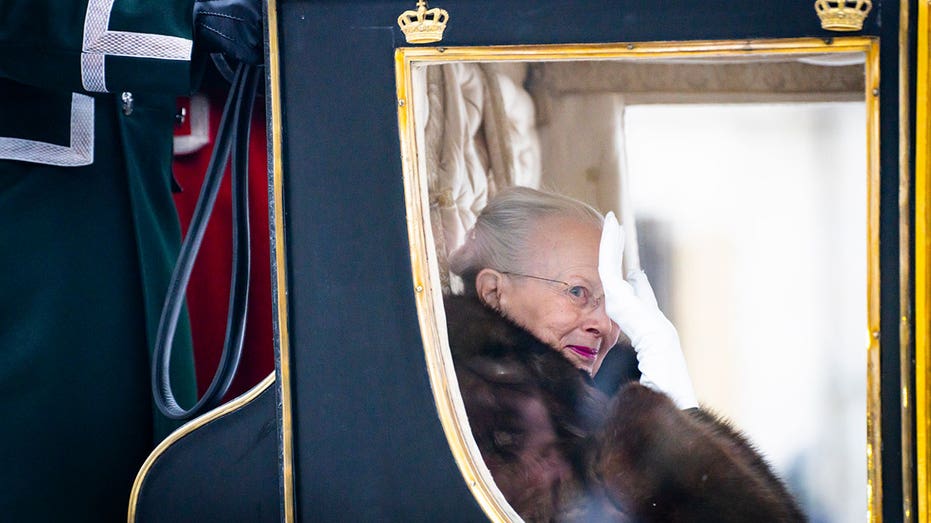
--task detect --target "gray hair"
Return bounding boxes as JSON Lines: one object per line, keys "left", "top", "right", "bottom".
{"left": 448, "top": 186, "right": 603, "bottom": 295}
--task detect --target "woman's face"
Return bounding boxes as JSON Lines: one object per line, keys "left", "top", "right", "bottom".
{"left": 480, "top": 216, "right": 620, "bottom": 375}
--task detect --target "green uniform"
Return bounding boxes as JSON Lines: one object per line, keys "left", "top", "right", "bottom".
{"left": 0, "top": 2, "right": 198, "bottom": 520}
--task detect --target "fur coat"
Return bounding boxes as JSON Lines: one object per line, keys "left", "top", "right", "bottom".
{"left": 444, "top": 294, "right": 806, "bottom": 522}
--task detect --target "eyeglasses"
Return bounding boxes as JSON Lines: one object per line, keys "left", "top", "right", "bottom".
{"left": 501, "top": 271, "right": 604, "bottom": 312}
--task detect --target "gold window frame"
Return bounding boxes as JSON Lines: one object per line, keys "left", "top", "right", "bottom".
{"left": 915, "top": 3, "right": 931, "bottom": 521}
{"left": 395, "top": 37, "right": 883, "bottom": 522}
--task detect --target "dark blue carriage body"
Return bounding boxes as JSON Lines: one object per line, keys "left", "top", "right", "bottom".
{"left": 135, "top": 2, "right": 912, "bottom": 521}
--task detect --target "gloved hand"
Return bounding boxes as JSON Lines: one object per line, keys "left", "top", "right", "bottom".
{"left": 193, "top": 0, "right": 264, "bottom": 65}
{"left": 598, "top": 212, "right": 698, "bottom": 409}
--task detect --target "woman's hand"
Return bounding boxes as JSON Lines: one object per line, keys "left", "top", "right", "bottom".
{"left": 598, "top": 212, "right": 698, "bottom": 409}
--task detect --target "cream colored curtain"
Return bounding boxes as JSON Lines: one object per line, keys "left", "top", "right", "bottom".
{"left": 417, "top": 62, "right": 541, "bottom": 293}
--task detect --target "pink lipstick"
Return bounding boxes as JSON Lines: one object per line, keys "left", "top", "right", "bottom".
{"left": 566, "top": 345, "right": 597, "bottom": 359}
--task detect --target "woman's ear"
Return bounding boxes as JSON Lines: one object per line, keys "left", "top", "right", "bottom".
{"left": 475, "top": 268, "right": 504, "bottom": 310}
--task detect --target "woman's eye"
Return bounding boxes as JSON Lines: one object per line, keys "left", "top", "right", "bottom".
{"left": 567, "top": 286, "right": 588, "bottom": 299}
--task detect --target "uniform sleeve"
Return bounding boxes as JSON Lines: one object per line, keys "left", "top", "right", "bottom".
{"left": 0, "top": 0, "right": 196, "bottom": 95}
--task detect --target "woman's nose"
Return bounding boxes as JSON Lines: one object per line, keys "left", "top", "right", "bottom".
{"left": 583, "top": 301, "right": 614, "bottom": 337}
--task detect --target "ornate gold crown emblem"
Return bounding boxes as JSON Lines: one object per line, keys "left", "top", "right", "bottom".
{"left": 814, "top": 0, "right": 872, "bottom": 32}
{"left": 398, "top": 0, "right": 449, "bottom": 44}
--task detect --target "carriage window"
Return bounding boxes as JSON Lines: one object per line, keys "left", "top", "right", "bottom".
{"left": 625, "top": 102, "right": 866, "bottom": 522}
{"left": 397, "top": 41, "right": 878, "bottom": 522}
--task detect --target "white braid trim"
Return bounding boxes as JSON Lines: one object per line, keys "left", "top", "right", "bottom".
{"left": 81, "top": 0, "right": 193, "bottom": 93}
{"left": 0, "top": 93, "right": 94, "bottom": 167}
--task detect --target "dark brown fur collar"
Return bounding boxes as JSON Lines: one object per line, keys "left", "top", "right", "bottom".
{"left": 444, "top": 294, "right": 806, "bottom": 523}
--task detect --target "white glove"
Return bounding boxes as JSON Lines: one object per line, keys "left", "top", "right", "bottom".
{"left": 598, "top": 212, "right": 698, "bottom": 410}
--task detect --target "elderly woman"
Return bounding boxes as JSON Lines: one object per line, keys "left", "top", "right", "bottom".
{"left": 445, "top": 187, "right": 804, "bottom": 522}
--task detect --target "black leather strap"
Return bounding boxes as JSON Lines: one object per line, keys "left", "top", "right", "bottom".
{"left": 152, "top": 63, "right": 259, "bottom": 421}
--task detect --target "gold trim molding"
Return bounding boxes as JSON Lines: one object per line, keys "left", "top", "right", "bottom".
{"left": 915, "top": 3, "right": 931, "bottom": 520}
{"left": 899, "top": 2, "right": 915, "bottom": 521}
{"left": 264, "top": 0, "right": 295, "bottom": 521}
{"left": 396, "top": 37, "right": 882, "bottom": 522}
{"left": 127, "top": 373, "right": 276, "bottom": 522}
